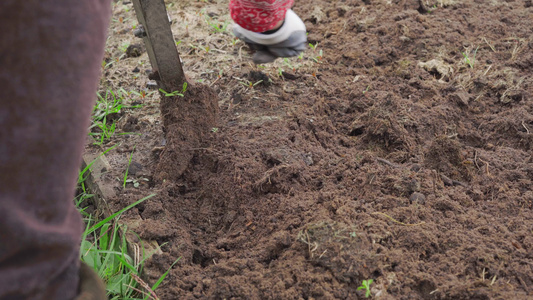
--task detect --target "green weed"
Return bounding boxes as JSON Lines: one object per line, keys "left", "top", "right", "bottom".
{"left": 277, "top": 67, "right": 284, "bottom": 77}
{"left": 357, "top": 279, "right": 373, "bottom": 298}
{"left": 309, "top": 43, "right": 323, "bottom": 63}
{"left": 461, "top": 46, "right": 479, "bottom": 69}
{"left": 80, "top": 221, "right": 140, "bottom": 299}
{"left": 124, "top": 177, "right": 149, "bottom": 188}
{"left": 120, "top": 146, "right": 149, "bottom": 189}
{"left": 130, "top": 89, "right": 156, "bottom": 101}
{"left": 159, "top": 82, "right": 188, "bottom": 97}
{"left": 120, "top": 42, "right": 130, "bottom": 53}
{"left": 79, "top": 194, "right": 163, "bottom": 299}
{"left": 102, "top": 59, "right": 114, "bottom": 70}
{"left": 205, "top": 16, "right": 229, "bottom": 34}
{"left": 159, "top": 89, "right": 182, "bottom": 97}
{"left": 427, "top": 4, "right": 437, "bottom": 13}
{"left": 239, "top": 79, "right": 263, "bottom": 89}
{"left": 90, "top": 89, "right": 134, "bottom": 145}
{"left": 311, "top": 49, "right": 323, "bottom": 63}
{"left": 76, "top": 173, "right": 179, "bottom": 299}
{"left": 74, "top": 192, "right": 95, "bottom": 218}
{"left": 122, "top": 146, "right": 136, "bottom": 189}
{"left": 283, "top": 58, "right": 296, "bottom": 71}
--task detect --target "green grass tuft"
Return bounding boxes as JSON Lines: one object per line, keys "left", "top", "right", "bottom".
{"left": 76, "top": 161, "right": 179, "bottom": 299}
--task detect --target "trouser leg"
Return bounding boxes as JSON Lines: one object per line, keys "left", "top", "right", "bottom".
{"left": 0, "top": 0, "right": 111, "bottom": 299}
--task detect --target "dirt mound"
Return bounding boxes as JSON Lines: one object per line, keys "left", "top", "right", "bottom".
{"left": 156, "top": 84, "right": 219, "bottom": 182}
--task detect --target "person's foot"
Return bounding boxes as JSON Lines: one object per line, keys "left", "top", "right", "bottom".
{"left": 232, "top": 9, "right": 307, "bottom": 64}
{"left": 75, "top": 262, "right": 107, "bottom": 300}
{"left": 269, "top": 19, "right": 284, "bottom": 31}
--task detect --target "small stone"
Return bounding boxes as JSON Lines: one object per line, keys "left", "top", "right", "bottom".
{"left": 202, "top": 279, "right": 212, "bottom": 286}
{"left": 399, "top": 36, "right": 411, "bottom": 42}
{"left": 128, "top": 161, "right": 143, "bottom": 176}
{"left": 132, "top": 66, "right": 140, "bottom": 73}
{"left": 302, "top": 154, "right": 314, "bottom": 166}
{"left": 408, "top": 179, "right": 421, "bottom": 193}
{"left": 410, "top": 164, "right": 421, "bottom": 172}
{"left": 470, "top": 189, "right": 484, "bottom": 201}
{"left": 410, "top": 192, "right": 426, "bottom": 204}
{"left": 450, "top": 91, "right": 470, "bottom": 106}
{"left": 440, "top": 174, "right": 454, "bottom": 186}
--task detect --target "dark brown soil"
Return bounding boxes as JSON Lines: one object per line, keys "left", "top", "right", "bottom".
{"left": 156, "top": 84, "right": 219, "bottom": 182}
{"left": 96, "top": 0, "right": 533, "bottom": 299}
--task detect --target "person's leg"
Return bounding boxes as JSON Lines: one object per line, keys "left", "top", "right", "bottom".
{"left": 0, "top": 0, "right": 111, "bottom": 298}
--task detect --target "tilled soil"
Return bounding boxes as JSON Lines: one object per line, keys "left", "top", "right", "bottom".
{"left": 94, "top": 0, "right": 533, "bottom": 299}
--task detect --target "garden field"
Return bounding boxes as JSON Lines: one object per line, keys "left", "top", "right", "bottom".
{"left": 88, "top": 0, "right": 533, "bottom": 298}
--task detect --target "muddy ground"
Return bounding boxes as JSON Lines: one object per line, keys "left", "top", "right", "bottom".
{"left": 89, "top": 0, "right": 533, "bottom": 299}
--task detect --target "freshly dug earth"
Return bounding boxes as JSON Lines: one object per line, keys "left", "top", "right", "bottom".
{"left": 95, "top": 0, "right": 533, "bottom": 299}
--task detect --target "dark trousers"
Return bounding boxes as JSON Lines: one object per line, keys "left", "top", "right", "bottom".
{"left": 0, "top": 0, "right": 111, "bottom": 298}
